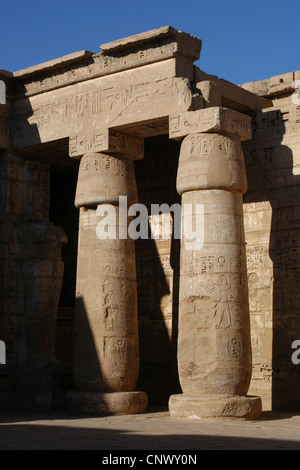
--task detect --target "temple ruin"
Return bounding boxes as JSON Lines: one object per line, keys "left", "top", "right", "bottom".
{"left": 0, "top": 26, "right": 300, "bottom": 418}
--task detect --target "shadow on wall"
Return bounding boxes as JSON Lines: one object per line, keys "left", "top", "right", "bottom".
{"left": 50, "top": 164, "right": 79, "bottom": 368}
{"left": 134, "top": 136, "right": 182, "bottom": 406}
{"left": 243, "top": 108, "right": 300, "bottom": 410}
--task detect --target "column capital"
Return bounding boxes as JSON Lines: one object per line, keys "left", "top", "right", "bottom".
{"left": 69, "top": 128, "right": 144, "bottom": 160}
{"left": 176, "top": 132, "right": 248, "bottom": 195}
{"left": 169, "top": 107, "right": 252, "bottom": 142}
{"left": 74, "top": 151, "right": 138, "bottom": 208}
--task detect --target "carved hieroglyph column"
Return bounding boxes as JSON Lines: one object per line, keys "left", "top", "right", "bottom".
{"left": 168, "top": 108, "right": 262, "bottom": 419}
{"left": 67, "top": 130, "right": 148, "bottom": 415}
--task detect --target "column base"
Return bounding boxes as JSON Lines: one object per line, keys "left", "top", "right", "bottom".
{"left": 169, "top": 394, "right": 262, "bottom": 420}
{"left": 67, "top": 391, "right": 148, "bottom": 415}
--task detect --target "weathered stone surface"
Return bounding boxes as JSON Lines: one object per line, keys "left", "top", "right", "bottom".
{"left": 1, "top": 26, "right": 298, "bottom": 416}
{"left": 13, "top": 26, "right": 201, "bottom": 98}
{"left": 196, "top": 80, "right": 222, "bottom": 108}
{"left": 170, "top": 126, "right": 260, "bottom": 419}
{"left": 169, "top": 394, "right": 262, "bottom": 420}
{"left": 13, "top": 61, "right": 195, "bottom": 148}
{"left": 100, "top": 26, "right": 202, "bottom": 61}
{"left": 0, "top": 152, "right": 68, "bottom": 410}
{"left": 74, "top": 152, "right": 138, "bottom": 207}
{"left": 74, "top": 206, "right": 139, "bottom": 393}
{"left": 176, "top": 132, "right": 248, "bottom": 194}
{"left": 71, "top": 149, "right": 147, "bottom": 414}
{"left": 18, "top": 222, "right": 67, "bottom": 369}
{"left": 195, "top": 68, "right": 272, "bottom": 112}
{"left": 177, "top": 190, "right": 252, "bottom": 397}
{"left": 242, "top": 71, "right": 299, "bottom": 97}
{"left": 170, "top": 107, "right": 252, "bottom": 141}
{"left": 68, "top": 390, "right": 148, "bottom": 415}
{"left": 242, "top": 70, "right": 300, "bottom": 410}
{"left": 69, "top": 129, "right": 144, "bottom": 160}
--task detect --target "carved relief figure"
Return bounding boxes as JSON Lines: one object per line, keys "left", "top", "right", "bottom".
{"left": 199, "top": 275, "right": 232, "bottom": 328}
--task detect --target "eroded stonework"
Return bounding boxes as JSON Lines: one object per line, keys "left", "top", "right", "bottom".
{"left": 0, "top": 26, "right": 299, "bottom": 415}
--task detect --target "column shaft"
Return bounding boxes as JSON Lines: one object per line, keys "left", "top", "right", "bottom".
{"left": 68, "top": 151, "right": 147, "bottom": 414}
{"left": 169, "top": 131, "right": 262, "bottom": 419}
{"left": 74, "top": 207, "right": 139, "bottom": 392}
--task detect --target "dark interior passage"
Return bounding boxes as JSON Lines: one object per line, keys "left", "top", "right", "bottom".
{"left": 49, "top": 163, "right": 79, "bottom": 367}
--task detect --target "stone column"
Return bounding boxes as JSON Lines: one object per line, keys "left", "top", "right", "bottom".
{"left": 68, "top": 139, "right": 148, "bottom": 415}
{"left": 168, "top": 108, "right": 262, "bottom": 419}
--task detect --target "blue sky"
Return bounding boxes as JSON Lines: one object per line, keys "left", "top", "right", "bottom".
{"left": 0, "top": 0, "right": 299, "bottom": 85}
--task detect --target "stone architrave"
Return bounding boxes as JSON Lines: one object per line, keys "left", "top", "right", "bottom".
{"left": 13, "top": 62, "right": 195, "bottom": 148}
{"left": 68, "top": 141, "right": 148, "bottom": 415}
{"left": 168, "top": 108, "right": 262, "bottom": 419}
{"left": 169, "top": 107, "right": 252, "bottom": 141}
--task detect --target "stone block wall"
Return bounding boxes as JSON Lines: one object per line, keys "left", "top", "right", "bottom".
{"left": 0, "top": 151, "right": 67, "bottom": 408}
{"left": 242, "top": 73, "right": 300, "bottom": 410}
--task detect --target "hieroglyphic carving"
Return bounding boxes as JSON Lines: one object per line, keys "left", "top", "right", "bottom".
{"left": 13, "top": 73, "right": 194, "bottom": 148}
{"left": 176, "top": 132, "right": 247, "bottom": 195}
{"left": 169, "top": 126, "right": 259, "bottom": 419}
{"left": 72, "top": 144, "right": 146, "bottom": 409}
{"left": 242, "top": 75, "right": 300, "bottom": 409}
{"left": 182, "top": 252, "right": 246, "bottom": 275}
{"left": 169, "top": 107, "right": 252, "bottom": 141}
{"left": 16, "top": 26, "right": 201, "bottom": 97}
{"left": 21, "top": 47, "right": 179, "bottom": 96}
{"left": 75, "top": 152, "right": 138, "bottom": 208}
{"left": 69, "top": 129, "right": 144, "bottom": 159}
{"left": 227, "top": 337, "right": 242, "bottom": 359}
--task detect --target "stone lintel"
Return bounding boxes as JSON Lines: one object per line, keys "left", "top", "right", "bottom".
{"left": 241, "top": 70, "right": 300, "bottom": 98}
{"left": 169, "top": 107, "right": 252, "bottom": 141}
{"left": 100, "top": 25, "right": 202, "bottom": 62}
{"left": 13, "top": 70, "right": 195, "bottom": 150}
{"left": 195, "top": 68, "right": 272, "bottom": 113}
{"left": 12, "top": 27, "right": 200, "bottom": 98}
{"left": 69, "top": 129, "right": 144, "bottom": 160}
{"left": 13, "top": 51, "right": 95, "bottom": 79}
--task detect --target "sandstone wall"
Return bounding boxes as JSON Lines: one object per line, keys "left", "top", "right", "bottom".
{"left": 242, "top": 72, "right": 300, "bottom": 410}
{"left": 0, "top": 151, "right": 67, "bottom": 408}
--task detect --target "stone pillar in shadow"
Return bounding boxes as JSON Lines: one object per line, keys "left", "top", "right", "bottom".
{"left": 168, "top": 107, "right": 262, "bottom": 419}
{"left": 68, "top": 144, "right": 147, "bottom": 415}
